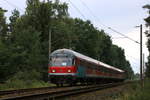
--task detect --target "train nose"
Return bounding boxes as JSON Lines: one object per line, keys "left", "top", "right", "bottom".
{"left": 49, "top": 66, "right": 77, "bottom": 73}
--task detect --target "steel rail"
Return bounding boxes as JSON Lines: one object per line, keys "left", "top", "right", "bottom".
{"left": 0, "top": 84, "right": 85, "bottom": 96}
{"left": 0, "top": 86, "right": 61, "bottom": 95}
{"left": 0, "top": 82, "right": 125, "bottom": 100}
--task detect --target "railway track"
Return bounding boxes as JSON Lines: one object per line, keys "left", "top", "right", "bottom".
{"left": 0, "top": 82, "right": 125, "bottom": 100}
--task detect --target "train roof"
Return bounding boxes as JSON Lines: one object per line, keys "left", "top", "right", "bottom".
{"left": 51, "top": 49, "right": 125, "bottom": 73}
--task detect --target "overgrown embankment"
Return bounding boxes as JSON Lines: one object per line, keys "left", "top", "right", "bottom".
{"left": 0, "top": 70, "right": 53, "bottom": 90}
{"left": 111, "top": 79, "right": 150, "bottom": 100}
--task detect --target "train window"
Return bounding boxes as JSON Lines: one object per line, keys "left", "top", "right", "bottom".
{"left": 51, "top": 56, "right": 73, "bottom": 66}
{"left": 72, "top": 58, "right": 76, "bottom": 65}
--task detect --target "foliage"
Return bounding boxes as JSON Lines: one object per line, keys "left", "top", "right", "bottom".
{"left": 0, "top": 7, "right": 8, "bottom": 43}
{"left": 143, "top": 5, "right": 150, "bottom": 78}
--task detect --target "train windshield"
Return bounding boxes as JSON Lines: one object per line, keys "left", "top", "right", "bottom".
{"left": 51, "top": 56, "right": 73, "bottom": 66}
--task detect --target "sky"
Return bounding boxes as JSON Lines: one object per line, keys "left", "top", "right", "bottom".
{"left": 0, "top": 0, "right": 150, "bottom": 73}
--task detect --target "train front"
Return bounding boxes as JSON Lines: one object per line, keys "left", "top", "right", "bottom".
{"left": 48, "top": 50, "right": 77, "bottom": 86}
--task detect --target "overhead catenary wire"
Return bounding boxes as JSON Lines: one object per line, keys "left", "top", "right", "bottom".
{"left": 67, "top": 0, "right": 86, "bottom": 20}
{"left": 108, "top": 27, "right": 140, "bottom": 44}
{"left": 3, "top": 0, "right": 140, "bottom": 44}
{"left": 2, "top": 0, "right": 141, "bottom": 45}
{"left": 111, "top": 37, "right": 127, "bottom": 39}
{"left": 76, "top": 0, "right": 140, "bottom": 44}
{"left": 79, "top": 0, "right": 108, "bottom": 28}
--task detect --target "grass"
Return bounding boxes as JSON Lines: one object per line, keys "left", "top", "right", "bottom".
{"left": 0, "top": 79, "right": 55, "bottom": 91}
{"left": 112, "top": 79, "right": 150, "bottom": 100}
{"left": 0, "top": 80, "right": 54, "bottom": 90}
{"left": 0, "top": 70, "right": 55, "bottom": 91}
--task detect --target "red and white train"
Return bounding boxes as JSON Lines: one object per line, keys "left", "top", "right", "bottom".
{"left": 48, "top": 49, "right": 126, "bottom": 86}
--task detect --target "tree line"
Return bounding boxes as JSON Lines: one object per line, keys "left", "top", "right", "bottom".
{"left": 0, "top": 0, "right": 134, "bottom": 83}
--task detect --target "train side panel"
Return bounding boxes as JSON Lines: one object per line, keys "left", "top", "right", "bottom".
{"left": 75, "top": 58, "right": 125, "bottom": 83}
{"left": 76, "top": 66, "right": 86, "bottom": 77}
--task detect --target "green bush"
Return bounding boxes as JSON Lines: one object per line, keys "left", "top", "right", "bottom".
{"left": 0, "top": 70, "right": 53, "bottom": 90}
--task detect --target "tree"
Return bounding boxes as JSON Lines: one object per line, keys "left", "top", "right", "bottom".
{"left": 9, "top": 9, "right": 20, "bottom": 33}
{"left": 71, "top": 19, "right": 99, "bottom": 58}
{"left": 143, "top": 4, "right": 150, "bottom": 77}
{"left": 0, "top": 7, "right": 8, "bottom": 43}
{"left": 0, "top": 39, "right": 16, "bottom": 82}
{"left": 16, "top": 0, "right": 69, "bottom": 81}
{"left": 13, "top": 26, "right": 42, "bottom": 71}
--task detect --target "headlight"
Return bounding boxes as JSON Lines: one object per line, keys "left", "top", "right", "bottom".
{"left": 52, "top": 70, "right": 56, "bottom": 73}
{"left": 68, "top": 69, "right": 71, "bottom": 73}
